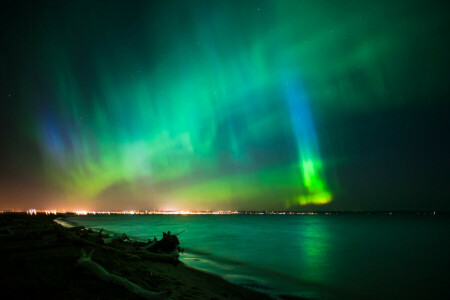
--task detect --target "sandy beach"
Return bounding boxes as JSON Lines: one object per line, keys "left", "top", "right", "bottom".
{"left": 0, "top": 213, "right": 275, "bottom": 299}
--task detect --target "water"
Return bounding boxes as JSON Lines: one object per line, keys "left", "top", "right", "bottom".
{"left": 66, "top": 214, "right": 450, "bottom": 299}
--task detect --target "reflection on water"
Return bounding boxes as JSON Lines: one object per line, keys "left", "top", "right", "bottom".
{"left": 69, "top": 215, "right": 450, "bottom": 299}
{"left": 301, "top": 217, "right": 331, "bottom": 282}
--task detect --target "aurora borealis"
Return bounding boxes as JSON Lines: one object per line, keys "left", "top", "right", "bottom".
{"left": 1, "top": 0, "right": 449, "bottom": 211}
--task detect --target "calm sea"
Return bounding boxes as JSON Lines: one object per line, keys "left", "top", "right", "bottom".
{"left": 66, "top": 214, "right": 450, "bottom": 299}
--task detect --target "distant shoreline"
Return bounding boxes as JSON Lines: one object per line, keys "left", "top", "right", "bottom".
{"left": 2, "top": 210, "right": 448, "bottom": 216}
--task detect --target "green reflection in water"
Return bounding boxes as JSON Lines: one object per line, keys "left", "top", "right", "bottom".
{"left": 299, "top": 217, "right": 331, "bottom": 282}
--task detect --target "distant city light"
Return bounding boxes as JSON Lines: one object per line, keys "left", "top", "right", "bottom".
{"left": 0, "top": 209, "right": 437, "bottom": 216}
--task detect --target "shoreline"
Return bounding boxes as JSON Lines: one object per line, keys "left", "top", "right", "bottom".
{"left": 0, "top": 213, "right": 306, "bottom": 299}
{"left": 56, "top": 215, "right": 296, "bottom": 298}
{"left": 0, "top": 213, "right": 271, "bottom": 299}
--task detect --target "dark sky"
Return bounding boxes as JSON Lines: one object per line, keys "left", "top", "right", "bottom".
{"left": 1, "top": 0, "right": 449, "bottom": 211}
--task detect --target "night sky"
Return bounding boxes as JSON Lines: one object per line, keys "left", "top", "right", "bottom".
{"left": 1, "top": 0, "right": 449, "bottom": 211}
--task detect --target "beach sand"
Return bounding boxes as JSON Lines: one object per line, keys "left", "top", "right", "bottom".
{"left": 0, "top": 213, "right": 274, "bottom": 299}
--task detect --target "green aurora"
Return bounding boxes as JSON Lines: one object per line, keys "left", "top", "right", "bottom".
{"left": 3, "top": 0, "right": 449, "bottom": 210}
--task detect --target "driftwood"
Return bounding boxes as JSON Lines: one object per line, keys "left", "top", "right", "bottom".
{"left": 148, "top": 232, "right": 181, "bottom": 253}
{"left": 111, "top": 233, "right": 130, "bottom": 243}
{"left": 103, "top": 233, "right": 128, "bottom": 244}
{"left": 141, "top": 240, "right": 157, "bottom": 251}
{"left": 65, "top": 228, "right": 179, "bottom": 262}
{"left": 62, "top": 228, "right": 140, "bottom": 260}
{"left": 137, "top": 232, "right": 183, "bottom": 264}
{"left": 55, "top": 220, "right": 182, "bottom": 264}
{"left": 76, "top": 249, "right": 168, "bottom": 299}
{"left": 97, "top": 228, "right": 110, "bottom": 238}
